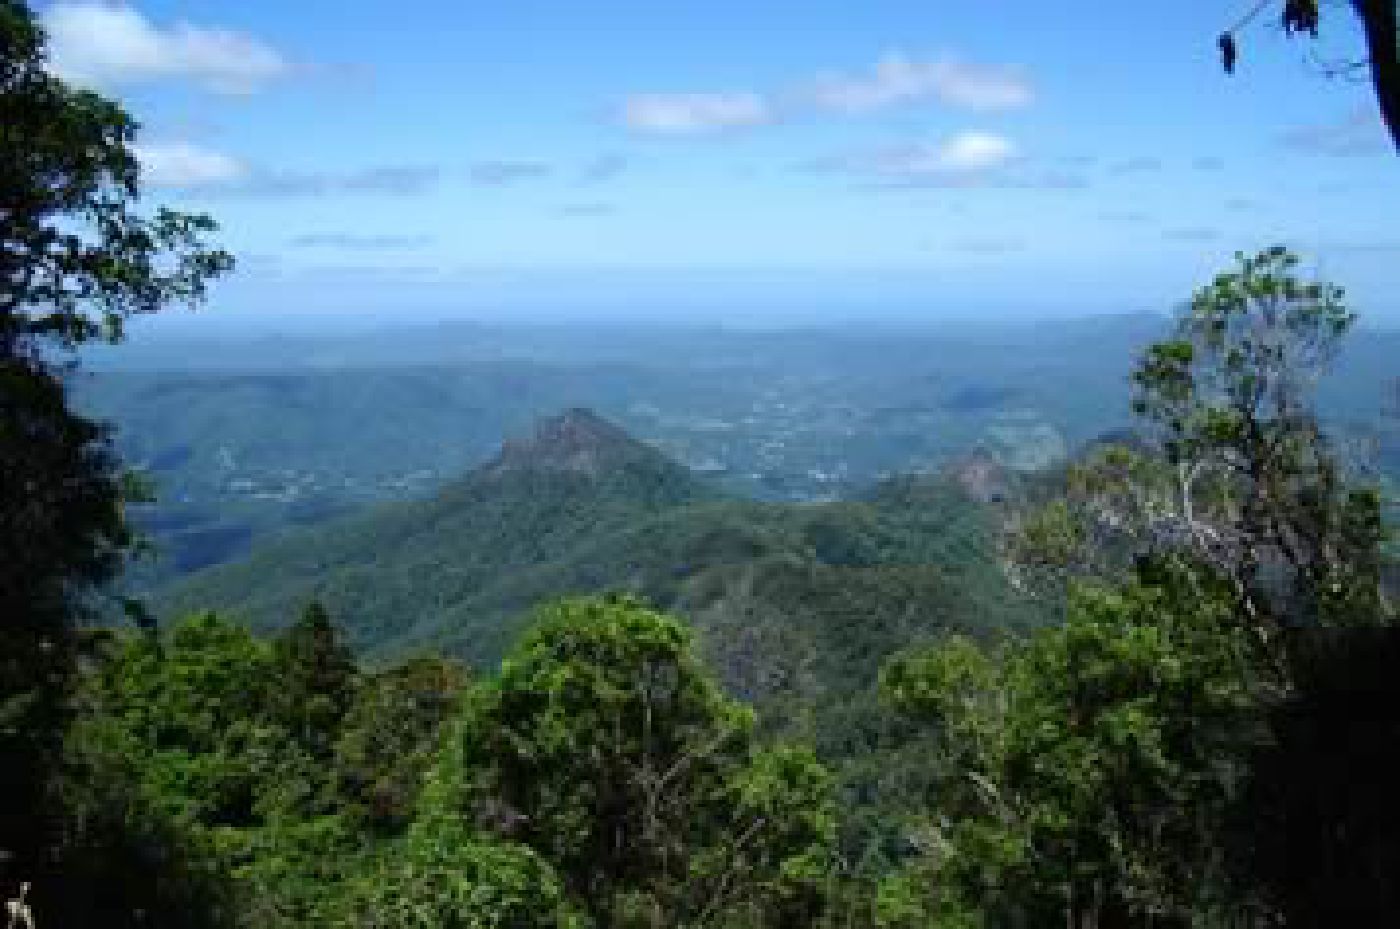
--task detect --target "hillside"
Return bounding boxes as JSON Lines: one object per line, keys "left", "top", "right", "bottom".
{"left": 156, "top": 409, "right": 707, "bottom": 648}
{"left": 157, "top": 410, "right": 1041, "bottom": 728}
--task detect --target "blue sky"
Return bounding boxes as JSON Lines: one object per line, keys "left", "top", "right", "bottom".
{"left": 39, "top": 0, "right": 1400, "bottom": 324}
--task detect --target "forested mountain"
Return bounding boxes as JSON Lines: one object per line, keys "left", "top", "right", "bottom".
{"left": 150, "top": 407, "right": 1046, "bottom": 892}
{"left": 158, "top": 409, "right": 1041, "bottom": 689}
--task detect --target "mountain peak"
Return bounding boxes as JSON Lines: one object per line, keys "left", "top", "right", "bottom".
{"left": 486, "top": 408, "right": 653, "bottom": 478}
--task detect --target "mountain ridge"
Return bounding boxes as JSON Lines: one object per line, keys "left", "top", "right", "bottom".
{"left": 483, "top": 407, "right": 652, "bottom": 478}
{"left": 155, "top": 409, "right": 1040, "bottom": 711}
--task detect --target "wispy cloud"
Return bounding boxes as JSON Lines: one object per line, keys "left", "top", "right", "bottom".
{"left": 804, "top": 132, "right": 1086, "bottom": 191}
{"left": 1099, "top": 209, "right": 1152, "bottom": 224}
{"left": 1280, "top": 111, "right": 1390, "bottom": 156}
{"left": 808, "top": 52, "right": 1033, "bottom": 113}
{"left": 469, "top": 160, "right": 552, "bottom": 186}
{"left": 1162, "top": 226, "right": 1221, "bottom": 243}
{"left": 807, "top": 131, "right": 1044, "bottom": 186}
{"left": 557, "top": 202, "right": 617, "bottom": 217}
{"left": 138, "top": 147, "right": 442, "bottom": 198}
{"left": 134, "top": 141, "right": 249, "bottom": 188}
{"left": 1107, "top": 156, "right": 1163, "bottom": 175}
{"left": 288, "top": 233, "right": 435, "bottom": 250}
{"left": 946, "top": 237, "right": 1027, "bottom": 255}
{"left": 616, "top": 51, "right": 1030, "bottom": 139}
{"left": 915, "top": 132, "right": 1019, "bottom": 172}
{"left": 340, "top": 166, "right": 442, "bottom": 195}
{"left": 43, "top": 3, "right": 294, "bottom": 94}
{"left": 622, "top": 92, "right": 772, "bottom": 135}
{"left": 579, "top": 154, "right": 630, "bottom": 184}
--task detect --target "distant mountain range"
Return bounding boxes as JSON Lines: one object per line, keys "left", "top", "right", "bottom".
{"left": 85, "top": 320, "right": 1398, "bottom": 591}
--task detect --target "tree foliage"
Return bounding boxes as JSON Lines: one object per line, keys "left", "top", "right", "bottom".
{"left": 454, "top": 595, "right": 837, "bottom": 928}
{"left": 0, "top": 1, "right": 232, "bottom": 358}
{"left": 1, "top": 0, "right": 232, "bottom": 892}
{"left": 1013, "top": 248, "right": 1389, "bottom": 644}
{"left": 883, "top": 570, "right": 1263, "bottom": 927}
{"left": 916, "top": 247, "right": 1397, "bottom": 927}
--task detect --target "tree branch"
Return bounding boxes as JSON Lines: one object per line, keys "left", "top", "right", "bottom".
{"left": 1352, "top": 0, "right": 1400, "bottom": 151}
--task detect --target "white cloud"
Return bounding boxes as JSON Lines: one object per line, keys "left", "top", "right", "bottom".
{"left": 796, "top": 131, "right": 1071, "bottom": 189}
{"left": 131, "top": 145, "right": 442, "bottom": 198}
{"left": 810, "top": 52, "right": 1033, "bottom": 113}
{"left": 871, "top": 132, "right": 1019, "bottom": 176}
{"left": 622, "top": 92, "right": 771, "bottom": 135}
{"left": 44, "top": 3, "right": 292, "bottom": 94}
{"left": 134, "top": 141, "right": 249, "bottom": 188}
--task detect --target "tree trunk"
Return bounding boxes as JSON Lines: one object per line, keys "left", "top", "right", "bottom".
{"left": 1353, "top": 0, "right": 1400, "bottom": 152}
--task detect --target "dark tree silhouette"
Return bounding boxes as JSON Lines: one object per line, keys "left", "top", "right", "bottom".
{"left": 1219, "top": 0, "right": 1400, "bottom": 153}
{"left": 1, "top": 0, "right": 231, "bottom": 892}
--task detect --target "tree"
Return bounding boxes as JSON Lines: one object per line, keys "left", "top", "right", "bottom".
{"left": 453, "top": 595, "right": 836, "bottom": 928}
{"left": 991, "top": 247, "right": 1396, "bottom": 924}
{"left": 83, "top": 612, "right": 364, "bottom": 927}
{"left": 1, "top": 0, "right": 231, "bottom": 884}
{"left": 1013, "top": 247, "right": 1389, "bottom": 653}
{"left": 1217, "top": 0, "right": 1400, "bottom": 152}
{"left": 882, "top": 570, "right": 1265, "bottom": 928}
{"left": 347, "top": 817, "right": 587, "bottom": 929}
{"left": 0, "top": 1, "right": 232, "bottom": 360}
{"left": 270, "top": 602, "right": 358, "bottom": 759}
{"left": 333, "top": 656, "right": 469, "bottom": 832}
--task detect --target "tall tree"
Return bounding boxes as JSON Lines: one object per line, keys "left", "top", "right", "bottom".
{"left": 1, "top": 0, "right": 231, "bottom": 896}
{"left": 271, "top": 602, "right": 358, "bottom": 759}
{"left": 1013, "top": 247, "right": 1388, "bottom": 650}
{"left": 333, "top": 656, "right": 468, "bottom": 832}
{"left": 453, "top": 595, "right": 835, "bottom": 928}
{"left": 987, "top": 247, "right": 1396, "bottom": 925}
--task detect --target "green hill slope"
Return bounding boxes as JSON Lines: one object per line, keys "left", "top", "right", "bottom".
{"left": 159, "top": 408, "right": 1036, "bottom": 669}
{"left": 156, "top": 408, "right": 712, "bottom": 648}
{"left": 172, "top": 420, "right": 1031, "bottom": 721}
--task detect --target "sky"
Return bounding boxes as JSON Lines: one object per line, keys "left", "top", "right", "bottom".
{"left": 36, "top": 0, "right": 1400, "bottom": 325}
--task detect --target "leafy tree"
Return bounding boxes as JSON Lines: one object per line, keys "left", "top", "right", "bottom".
{"left": 0, "top": 363, "right": 131, "bottom": 881}
{"left": 83, "top": 612, "right": 367, "bottom": 927}
{"left": 1217, "top": 0, "right": 1400, "bottom": 152}
{"left": 0, "top": 1, "right": 232, "bottom": 359}
{"left": 270, "top": 601, "right": 358, "bottom": 759}
{"left": 454, "top": 595, "right": 836, "bottom": 928}
{"left": 1, "top": 0, "right": 231, "bottom": 885}
{"left": 346, "top": 816, "right": 587, "bottom": 929}
{"left": 1013, "top": 247, "right": 1390, "bottom": 651}
{"left": 882, "top": 569, "right": 1263, "bottom": 928}
{"left": 333, "top": 656, "right": 469, "bottom": 832}
{"left": 92, "top": 613, "right": 277, "bottom": 826}
{"left": 971, "top": 247, "right": 1396, "bottom": 925}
